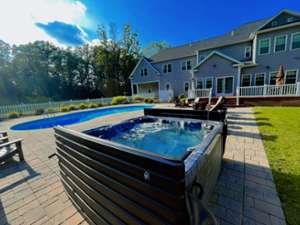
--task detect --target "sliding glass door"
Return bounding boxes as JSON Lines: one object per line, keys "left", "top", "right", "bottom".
{"left": 216, "top": 76, "right": 234, "bottom": 95}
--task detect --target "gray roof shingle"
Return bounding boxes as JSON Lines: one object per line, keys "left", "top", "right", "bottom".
{"left": 150, "top": 18, "right": 269, "bottom": 63}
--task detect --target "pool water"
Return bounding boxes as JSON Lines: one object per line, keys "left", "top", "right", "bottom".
{"left": 87, "top": 117, "right": 205, "bottom": 160}
{"left": 11, "top": 105, "right": 153, "bottom": 131}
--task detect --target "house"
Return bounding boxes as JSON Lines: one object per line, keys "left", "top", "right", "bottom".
{"left": 129, "top": 9, "right": 300, "bottom": 103}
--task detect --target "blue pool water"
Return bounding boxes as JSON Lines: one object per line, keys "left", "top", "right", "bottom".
{"left": 11, "top": 105, "right": 153, "bottom": 131}
{"left": 85, "top": 117, "right": 205, "bottom": 160}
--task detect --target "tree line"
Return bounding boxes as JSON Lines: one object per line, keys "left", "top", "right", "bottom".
{"left": 0, "top": 24, "right": 144, "bottom": 105}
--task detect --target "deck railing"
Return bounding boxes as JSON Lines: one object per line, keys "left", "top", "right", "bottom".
{"left": 188, "top": 88, "right": 212, "bottom": 98}
{"left": 236, "top": 82, "right": 300, "bottom": 105}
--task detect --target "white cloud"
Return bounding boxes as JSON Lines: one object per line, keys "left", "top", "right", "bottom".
{"left": 0, "top": 0, "right": 91, "bottom": 46}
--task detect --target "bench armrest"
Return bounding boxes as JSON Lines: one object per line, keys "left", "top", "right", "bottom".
{"left": 0, "top": 139, "right": 23, "bottom": 148}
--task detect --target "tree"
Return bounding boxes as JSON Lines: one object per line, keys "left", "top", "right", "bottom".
{"left": 143, "top": 41, "right": 171, "bottom": 57}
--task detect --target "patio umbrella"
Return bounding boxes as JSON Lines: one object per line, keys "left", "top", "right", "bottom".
{"left": 276, "top": 65, "right": 285, "bottom": 85}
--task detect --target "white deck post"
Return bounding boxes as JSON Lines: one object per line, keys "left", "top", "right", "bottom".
{"left": 208, "top": 88, "right": 212, "bottom": 105}
{"left": 296, "top": 82, "right": 300, "bottom": 96}
{"left": 263, "top": 84, "right": 267, "bottom": 96}
{"left": 236, "top": 66, "right": 242, "bottom": 106}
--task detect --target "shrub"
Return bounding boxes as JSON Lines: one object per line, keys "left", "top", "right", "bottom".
{"left": 68, "top": 105, "right": 78, "bottom": 111}
{"left": 179, "top": 94, "right": 186, "bottom": 100}
{"left": 47, "top": 108, "right": 57, "bottom": 113}
{"left": 35, "top": 108, "right": 44, "bottom": 115}
{"left": 97, "top": 103, "right": 103, "bottom": 107}
{"left": 60, "top": 106, "right": 69, "bottom": 112}
{"left": 79, "top": 103, "right": 88, "bottom": 109}
{"left": 133, "top": 96, "right": 144, "bottom": 103}
{"left": 111, "top": 96, "right": 129, "bottom": 105}
{"left": 8, "top": 112, "right": 19, "bottom": 119}
{"left": 88, "top": 103, "right": 97, "bottom": 108}
{"left": 144, "top": 98, "right": 154, "bottom": 103}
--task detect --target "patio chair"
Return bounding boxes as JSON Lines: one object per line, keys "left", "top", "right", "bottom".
{"left": 206, "top": 96, "right": 225, "bottom": 112}
{"left": 0, "top": 136, "right": 24, "bottom": 163}
{"left": 192, "top": 98, "right": 208, "bottom": 110}
{"left": 0, "top": 131, "right": 9, "bottom": 144}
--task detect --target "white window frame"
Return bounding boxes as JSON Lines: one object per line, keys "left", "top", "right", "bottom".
{"left": 274, "top": 34, "right": 288, "bottom": 53}
{"left": 184, "top": 81, "right": 190, "bottom": 92}
{"left": 284, "top": 69, "right": 299, "bottom": 84}
{"left": 215, "top": 76, "right": 235, "bottom": 96}
{"left": 181, "top": 60, "right": 192, "bottom": 71}
{"left": 258, "top": 38, "right": 271, "bottom": 55}
{"left": 205, "top": 77, "right": 213, "bottom": 89}
{"left": 165, "top": 82, "right": 171, "bottom": 91}
{"left": 254, "top": 73, "right": 266, "bottom": 86}
{"left": 290, "top": 32, "right": 300, "bottom": 50}
{"left": 196, "top": 79, "right": 204, "bottom": 89}
{"left": 241, "top": 74, "right": 252, "bottom": 87}
{"left": 162, "top": 63, "right": 172, "bottom": 73}
{"left": 268, "top": 71, "right": 278, "bottom": 85}
{"left": 287, "top": 17, "right": 294, "bottom": 23}
{"left": 244, "top": 46, "right": 252, "bottom": 59}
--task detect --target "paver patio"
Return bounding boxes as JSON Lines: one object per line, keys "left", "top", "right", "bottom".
{"left": 0, "top": 106, "right": 286, "bottom": 225}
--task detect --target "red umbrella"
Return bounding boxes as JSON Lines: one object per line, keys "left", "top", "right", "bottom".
{"left": 276, "top": 65, "right": 285, "bottom": 85}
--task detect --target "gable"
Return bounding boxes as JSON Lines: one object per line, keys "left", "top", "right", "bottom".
{"left": 260, "top": 11, "right": 300, "bottom": 31}
{"left": 129, "top": 57, "right": 160, "bottom": 83}
{"left": 193, "top": 51, "right": 241, "bottom": 70}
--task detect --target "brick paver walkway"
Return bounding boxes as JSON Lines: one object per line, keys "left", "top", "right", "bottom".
{"left": 209, "top": 107, "right": 286, "bottom": 225}
{"left": 0, "top": 106, "right": 286, "bottom": 225}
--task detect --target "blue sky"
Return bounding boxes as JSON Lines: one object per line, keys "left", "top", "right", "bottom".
{"left": 1, "top": 0, "right": 300, "bottom": 48}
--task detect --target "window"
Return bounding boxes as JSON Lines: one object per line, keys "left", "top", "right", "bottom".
{"left": 291, "top": 32, "right": 300, "bottom": 50}
{"left": 259, "top": 38, "right": 271, "bottom": 55}
{"left": 184, "top": 82, "right": 189, "bottom": 92}
{"left": 132, "top": 84, "right": 137, "bottom": 94}
{"left": 255, "top": 73, "right": 265, "bottom": 86}
{"left": 269, "top": 72, "right": 277, "bottom": 85}
{"left": 140, "top": 68, "right": 148, "bottom": 76}
{"left": 244, "top": 46, "right": 252, "bottom": 59}
{"left": 241, "top": 74, "right": 251, "bottom": 87}
{"left": 287, "top": 17, "right": 294, "bottom": 23}
{"left": 216, "top": 77, "right": 234, "bottom": 94}
{"left": 163, "top": 63, "right": 172, "bottom": 73}
{"left": 271, "top": 21, "right": 278, "bottom": 27}
{"left": 182, "top": 60, "right": 192, "bottom": 71}
{"left": 196, "top": 80, "right": 203, "bottom": 89}
{"left": 165, "top": 83, "right": 171, "bottom": 91}
{"left": 274, "top": 35, "right": 287, "bottom": 52}
{"left": 285, "top": 70, "right": 297, "bottom": 84}
{"left": 205, "top": 78, "right": 213, "bottom": 89}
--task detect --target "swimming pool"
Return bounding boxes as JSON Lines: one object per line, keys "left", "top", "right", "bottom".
{"left": 11, "top": 105, "right": 153, "bottom": 131}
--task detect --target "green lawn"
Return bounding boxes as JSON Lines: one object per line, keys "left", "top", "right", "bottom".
{"left": 254, "top": 107, "right": 300, "bottom": 225}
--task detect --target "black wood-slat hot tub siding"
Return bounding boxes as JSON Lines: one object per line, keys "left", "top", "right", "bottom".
{"left": 55, "top": 126, "right": 189, "bottom": 225}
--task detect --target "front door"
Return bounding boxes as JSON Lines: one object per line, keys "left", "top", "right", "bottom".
{"left": 216, "top": 76, "right": 234, "bottom": 95}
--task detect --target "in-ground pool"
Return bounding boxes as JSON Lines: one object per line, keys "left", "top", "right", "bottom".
{"left": 11, "top": 105, "right": 153, "bottom": 131}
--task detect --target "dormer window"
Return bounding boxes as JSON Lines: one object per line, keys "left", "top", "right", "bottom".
{"left": 181, "top": 60, "right": 192, "bottom": 71}
{"left": 163, "top": 64, "right": 172, "bottom": 73}
{"left": 244, "top": 46, "right": 252, "bottom": 59}
{"left": 140, "top": 68, "right": 148, "bottom": 76}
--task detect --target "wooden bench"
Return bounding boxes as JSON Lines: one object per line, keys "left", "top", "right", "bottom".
{"left": 0, "top": 131, "right": 24, "bottom": 163}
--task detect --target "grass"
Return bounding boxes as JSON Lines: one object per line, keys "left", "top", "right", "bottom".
{"left": 254, "top": 107, "right": 300, "bottom": 225}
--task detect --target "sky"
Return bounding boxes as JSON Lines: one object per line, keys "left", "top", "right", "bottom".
{"left": 0, "top": 0, "right": 300, "bottom": 48}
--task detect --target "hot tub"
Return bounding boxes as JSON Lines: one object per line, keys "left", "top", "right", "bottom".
{"left": 54, "top": 109, "right": 226, "bottom": 225}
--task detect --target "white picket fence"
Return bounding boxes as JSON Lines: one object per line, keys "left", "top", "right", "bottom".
{"left": 0, "top": 97, "right": 130, "bottom": 119}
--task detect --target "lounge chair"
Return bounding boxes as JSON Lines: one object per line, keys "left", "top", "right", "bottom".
{"left": 0, "top": 133, "right": 24, "bottom": 163}
{"left": 206, "top": 96, "right": 225, "bottom": 112}
{"left": 192, "top": 97, "right": 208, "bottom": 110}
